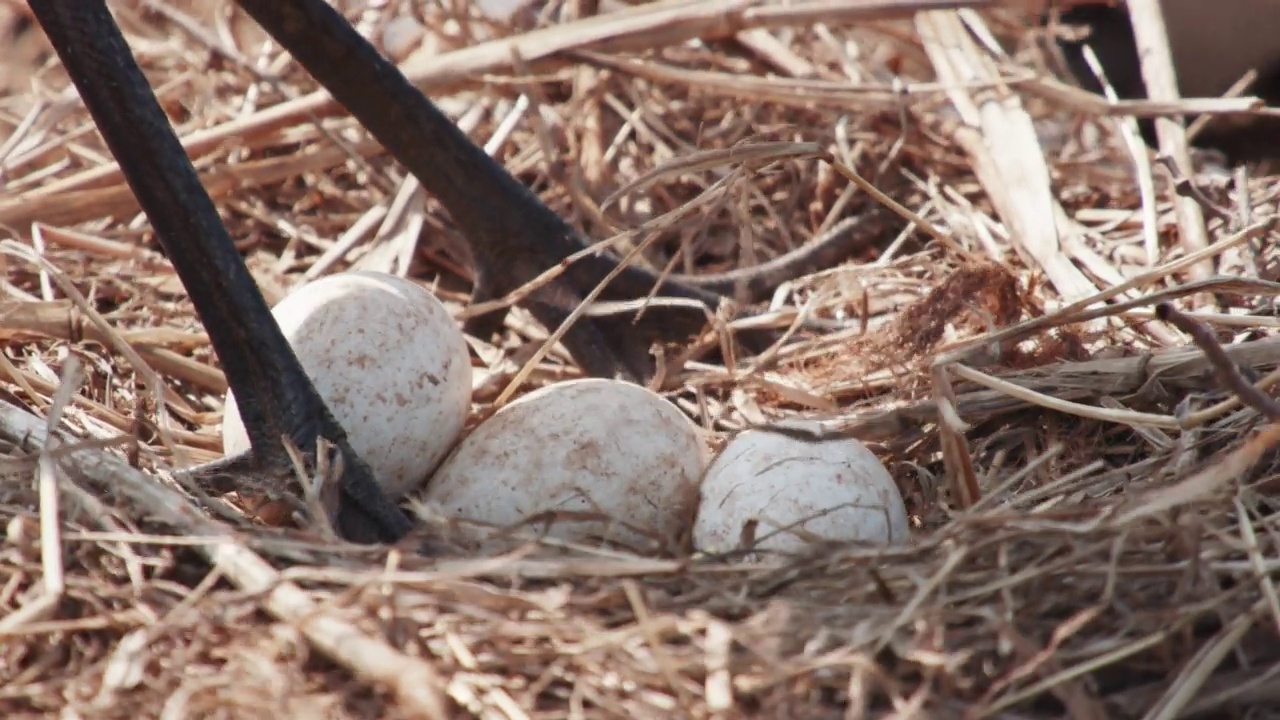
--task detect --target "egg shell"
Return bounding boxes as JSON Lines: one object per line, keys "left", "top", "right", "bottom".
{"left": 222, "top": 271, "right": 472, "bottom": 498}
{"left": 694, "top": 430, "right": 909, "bottom": 554}
{"left": 379, "top": 15, "right": 425, "bottom": 61}
{"left": 421, "top": 378, "right": 707, "bottom": 549}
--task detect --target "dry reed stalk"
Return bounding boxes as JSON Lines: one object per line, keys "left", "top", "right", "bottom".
{"left": 2, "top": 0, "right": 1279, "bottom": 717}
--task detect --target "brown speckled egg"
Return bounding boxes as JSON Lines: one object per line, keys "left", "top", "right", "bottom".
{"left": 221, "top": 271, "right": 471, "bottom": 498}
{"left": 420, "top": 378, "right": 707, "bottom": 550}
{"left": 694, "top": 430, "right": 909, "bottom": 554}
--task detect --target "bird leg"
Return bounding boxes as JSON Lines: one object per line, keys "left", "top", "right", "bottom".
{"left": 233, "top": 0, "right": 773, "bottom": 382}
{"left": 27, "top": 0, "right": 412, "bottom": 544}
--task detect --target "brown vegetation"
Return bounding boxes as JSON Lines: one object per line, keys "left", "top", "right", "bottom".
{"left": 2, "top": 1, "right": 1279, "bottom": 717}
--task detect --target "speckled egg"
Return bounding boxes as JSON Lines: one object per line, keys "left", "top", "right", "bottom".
{"left": 221, "top": 271, "right": 472, "bottom": 498}
{"left": 694, "top": 430, "right": 909, "bottom": 554}
{"left": 420, "top": 378, "right": 707, "bottom": 549}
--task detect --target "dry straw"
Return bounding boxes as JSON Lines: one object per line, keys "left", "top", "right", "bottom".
{"left": 2, "top": 0, "right": 1279, "bottom": 717}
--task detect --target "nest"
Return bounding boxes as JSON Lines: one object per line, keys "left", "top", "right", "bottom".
{"left": 3, "top": 0, "right": 1280, "bottom": 717}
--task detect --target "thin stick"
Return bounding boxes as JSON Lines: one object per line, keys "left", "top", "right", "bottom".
{"left": 0, "top": 397, "right": 452, "bottom": 718}
{"left": 1156, "top": 303, "right": 1280, "bottom": 421}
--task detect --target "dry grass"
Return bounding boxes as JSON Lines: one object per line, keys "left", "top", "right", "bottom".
{"left": 3, "top": 0, "right": 1280, "bottom": 717}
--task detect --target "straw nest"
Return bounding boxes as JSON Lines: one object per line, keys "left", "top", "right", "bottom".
{"left": 2, "top": 0, "right": 1279, "bottom": 717}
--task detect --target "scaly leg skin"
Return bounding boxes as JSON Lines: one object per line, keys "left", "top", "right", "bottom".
{"left": 232, "top": 0, "right": 765, "bottom": 382}
{"left": 28, "top": 0, "right": 412, "bottom": 544}
{"left": 232, "top": 0, "right": 892, "bottom": 380}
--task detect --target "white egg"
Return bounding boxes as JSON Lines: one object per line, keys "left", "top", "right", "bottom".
{"left": 222, "top": 271, "right": 472, "bottom": 498}
{"left": 694, "top": 430, "right": 909, "bottom": 554}
{"left": 421, "top": 378, "right": 707, "bottom": 549}
{"left": 379, "top": 15, "right": 424, "bottom": 61}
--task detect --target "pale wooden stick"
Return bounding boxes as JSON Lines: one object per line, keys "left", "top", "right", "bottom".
{"left": 8, "top": 0, "right": 1011, "bottom": 205}
{"left": 1124, "top": 0, "right": 1212, "bottom": 286}
{"left": 0, "top": 398, "right": 452, "bottom": 719}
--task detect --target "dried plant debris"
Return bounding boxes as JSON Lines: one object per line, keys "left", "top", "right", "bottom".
{"left": 3, "top": 0, "right": 1280, "bottom": 717}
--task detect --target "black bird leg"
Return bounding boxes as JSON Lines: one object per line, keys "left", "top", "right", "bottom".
{"left": 27, "top": 0, "right": 412, "bottom": 544}
{"left": 233, "top": 0, "right": 763, "bottom": 382}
